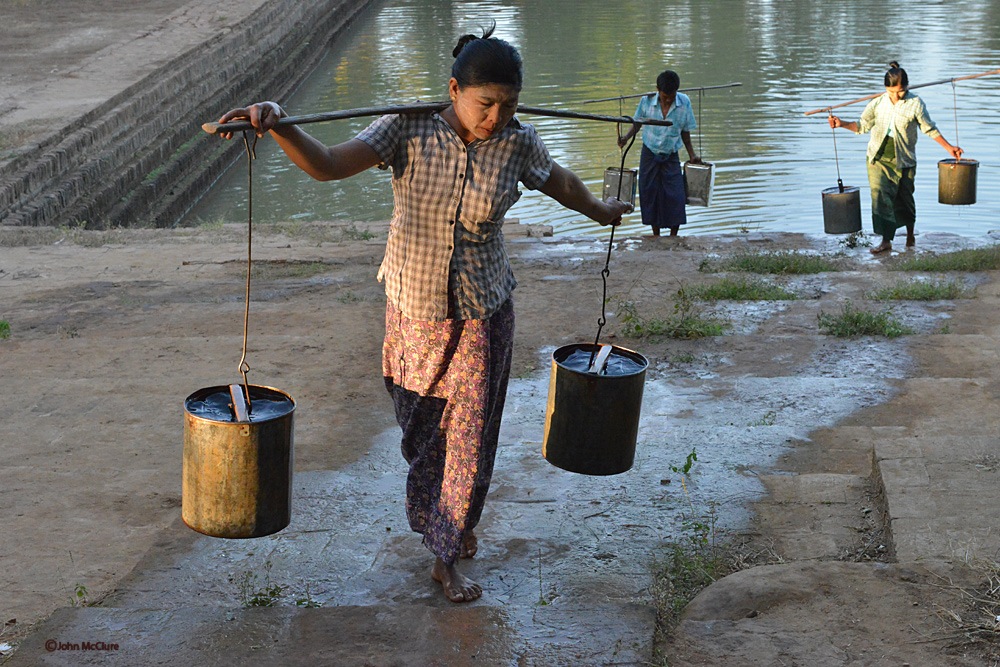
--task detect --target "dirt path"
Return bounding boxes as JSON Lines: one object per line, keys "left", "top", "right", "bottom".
{"left": 2, "top": 222, "right": 999, "bottom": 664}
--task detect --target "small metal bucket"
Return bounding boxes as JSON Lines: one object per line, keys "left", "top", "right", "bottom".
{"left": 542, "top": 343, "right": 647, "bottom": 476}
{"left": 684, "top": 161, "right": 715, "bottom": 206}
{"left": 603, "top": 167, "right": 637, "bottom": 207}
{"left": 821, "top": 185, "right": 862, "bottom": 234}
{"left": 938, "top": 158, "right": 978, "bottom": 205}
{"left": 182, "top": 384, "right": 295, "bottom": 538}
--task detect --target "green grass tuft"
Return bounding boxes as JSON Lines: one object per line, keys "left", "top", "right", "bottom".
{"left": 817, "top": 301, "right": 914, "bottom": 338}
{"left": 687, "top": 276, "right": 798, "bottom": 301}
{"left": 890, "top": 245, "right": 1000, "bottom": 272}
{"left": 866, "top": 279, "right": 973, "bottom": 301}
{"left": 0, "top": 320, "right": 10, "bottom": 339}
{"left": 699, "top": 250, "right": 842, "bottom": 275}
{"left": 619, "top": 289, "right": 730, "bottom": 340}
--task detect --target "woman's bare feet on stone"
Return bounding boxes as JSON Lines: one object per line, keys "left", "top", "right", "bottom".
{"left": 870, "top": 240, "right": 892, "bottom": 255}
{"left": 906, "top": 233, "right": 916, "bottom": 247}
{"left": 431, "top": 558, "right": 482, "bottom": 603}
{"left": 460, "top": 531, "right": 478, "bottom": 559}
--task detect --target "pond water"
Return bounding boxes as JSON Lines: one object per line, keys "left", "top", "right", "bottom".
{"left": 186, "top": 0, "right": 1000, "bottom": 239}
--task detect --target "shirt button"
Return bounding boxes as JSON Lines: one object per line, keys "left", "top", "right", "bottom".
{"left": 448, "top": 220, "right": 455, "bottom": 225}
{"left": 459, "top": 173, "right": 465, "bottom": 179}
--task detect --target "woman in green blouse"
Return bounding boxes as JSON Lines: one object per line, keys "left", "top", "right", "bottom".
{"left": 829, "top": 61, "right": 962, "bottom": 254}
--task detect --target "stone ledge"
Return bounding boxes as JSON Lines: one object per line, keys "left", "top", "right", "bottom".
{"left": 0, "top": 0, "right": 375, "bottom": 230}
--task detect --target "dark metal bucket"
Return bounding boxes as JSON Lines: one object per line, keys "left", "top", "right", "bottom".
{"left": 821, "top": 185, "right": 862, "bottom": 234}
{"left": 603, "top": 167, "right": 637, "bottom": 207}
{"left": 542, "top": 343, "right": 647, "bottom": 476}
{"left": 938, "top": 158, "right": 978, "bottom": 205}
{"left": 182, "top": 384, "right": 295, "bottom": 538}
{"left": 684, "top": 161, "right": 715, "bottom": 206}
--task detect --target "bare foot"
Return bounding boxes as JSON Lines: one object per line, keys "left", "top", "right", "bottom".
{"left": 431, "top": 558, "right": 482, "bottom": 603}
{"left": 668, "top": 227, "right": 679, "bottom": 237}
{"left": 460, "top": 531, "right": 478, "bottom": 559}
{"left": 870, "top": 240, "right": 892, "bottom": 255}
{"left": 906, "top": 234, "right": 915, "bottom": 248}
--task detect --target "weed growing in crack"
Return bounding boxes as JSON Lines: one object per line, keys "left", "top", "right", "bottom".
{"left": 839, "top": 230, "right": 872, "bottom": 249}
{"left": 232, "top": 560, "right": 287, "bottom": 608}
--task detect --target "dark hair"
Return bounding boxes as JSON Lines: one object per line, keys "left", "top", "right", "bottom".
{"left": 656, "top": 70, "right": 681, "bottom": 94}
{"left": 884, "top": 61, "right": 908, "bottom": 88}
{"left": 451, "top": 22, "right": 523, "bottom": 90}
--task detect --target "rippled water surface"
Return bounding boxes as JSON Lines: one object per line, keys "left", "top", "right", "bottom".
{"left": 187, "top": 0, "right": 1000, "bottom": 238}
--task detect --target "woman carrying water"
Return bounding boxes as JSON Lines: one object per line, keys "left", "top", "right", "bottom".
{"left": 216, "top": 24, "right": 631, "bottom": 603}
{"left": 828, "top": 61, "right": 962, "bottom": 254}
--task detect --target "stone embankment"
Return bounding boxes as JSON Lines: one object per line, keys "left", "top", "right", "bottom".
{"left": 0, "top": 0, "right": 372, "bottom": 230}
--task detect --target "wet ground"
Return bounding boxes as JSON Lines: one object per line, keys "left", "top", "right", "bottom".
{"left": 4, "top": 224, "right": 1000, "bottom": 665}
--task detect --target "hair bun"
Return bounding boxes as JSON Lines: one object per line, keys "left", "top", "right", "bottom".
{"left": 888, "top": 60, "right": 900, "bottom": 69}
{"left": 452, "top": 34, "right": 478, "bottom": 58}
{"left": 452, "top": 22, "right": 497, "bottom": 58}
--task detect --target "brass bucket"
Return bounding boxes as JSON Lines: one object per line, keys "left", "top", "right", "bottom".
{"left": 542, "top": 343, "right": 647, "bottom": 476}
{"left": 182, "top": 384, "right": 295, "bottom": 538}
{"left": 603, "top": 167, "right": 637, "bottom": 207}
{"left": 821, "top": 185, "right": 862, "bottom": 234}
{"left": 938, "top": 158, "right": 978, "bottom": 205}
{"left": 684, "top": 161, "right": 715, "bottom": 206}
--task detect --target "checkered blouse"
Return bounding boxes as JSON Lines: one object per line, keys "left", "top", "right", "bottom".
{"left": 357, "top": 112, "right": 552, "bottom": 321}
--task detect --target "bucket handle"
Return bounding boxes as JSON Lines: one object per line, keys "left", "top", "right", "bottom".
{"left": 229, "top": 384, "right": 249, "bottom": 422}
{"left": 587, "top": 344, "right": 614, "bottom": 375}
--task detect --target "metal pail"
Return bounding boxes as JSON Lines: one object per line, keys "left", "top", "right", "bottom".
{"left": 542, "top": 343, "right": 647, "bottom": 476}
{"left": 603, "top": 167, "right": 637, "bottom": 207}
{"left": 938, "top": 158, "right": 978, "bottom": 205}
{"left": 182, "top": 384, "right": 295, "bottom": 538}
{"left": 684, "top": 161, "right": 715, "bottom": 206}
{"left": 821, "top": 185, "right": 862, "bottom": 234}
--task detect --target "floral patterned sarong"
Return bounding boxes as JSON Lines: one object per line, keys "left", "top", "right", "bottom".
{"left": 382, "top": 298, "right": 515, "bottom": 565}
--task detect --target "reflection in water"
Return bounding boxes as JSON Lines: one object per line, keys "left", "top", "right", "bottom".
{"left": 187, "top": 0, "right": 1000, "bottom": 239}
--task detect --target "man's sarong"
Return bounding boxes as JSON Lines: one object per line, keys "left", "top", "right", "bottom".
{"left": 382, "top": 298, "right": 515, "bottom": 565}
{"left": 639, "top": 145, "right": 687, "bottom": 231}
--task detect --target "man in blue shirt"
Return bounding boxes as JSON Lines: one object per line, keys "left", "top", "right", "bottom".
{"left": 619, "top": 70, "right": 701, "bottom": 236}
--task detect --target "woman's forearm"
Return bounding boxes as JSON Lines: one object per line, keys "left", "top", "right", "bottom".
{"left": 539, "top": 162, "right": 627, "bottom": 225}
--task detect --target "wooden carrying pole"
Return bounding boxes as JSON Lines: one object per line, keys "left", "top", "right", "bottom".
{"left": 202, "top": 101, "right": 672, "bottom": 135}
{"left": 803, "top": 68, "right": 1000, "bottom": 116}
{"left": 579, "top": 82, "right": 743, "bottom": 105}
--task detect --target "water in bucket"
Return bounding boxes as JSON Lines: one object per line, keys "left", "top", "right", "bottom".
{"left": 186, "top": 388, "right": 294, "bottom": 422}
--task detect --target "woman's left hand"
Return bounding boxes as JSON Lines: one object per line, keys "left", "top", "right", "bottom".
{"left": 601, "top": 197, "right": 633, "bottom": 226}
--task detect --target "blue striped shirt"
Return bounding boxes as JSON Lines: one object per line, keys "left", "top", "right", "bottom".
{"left": 633, "top": 92, "right": 696, "bottom": 156}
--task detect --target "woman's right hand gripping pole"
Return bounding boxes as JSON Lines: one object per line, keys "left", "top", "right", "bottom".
{"left": 217, "top": 101, "right": 286, "bottom": 140}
